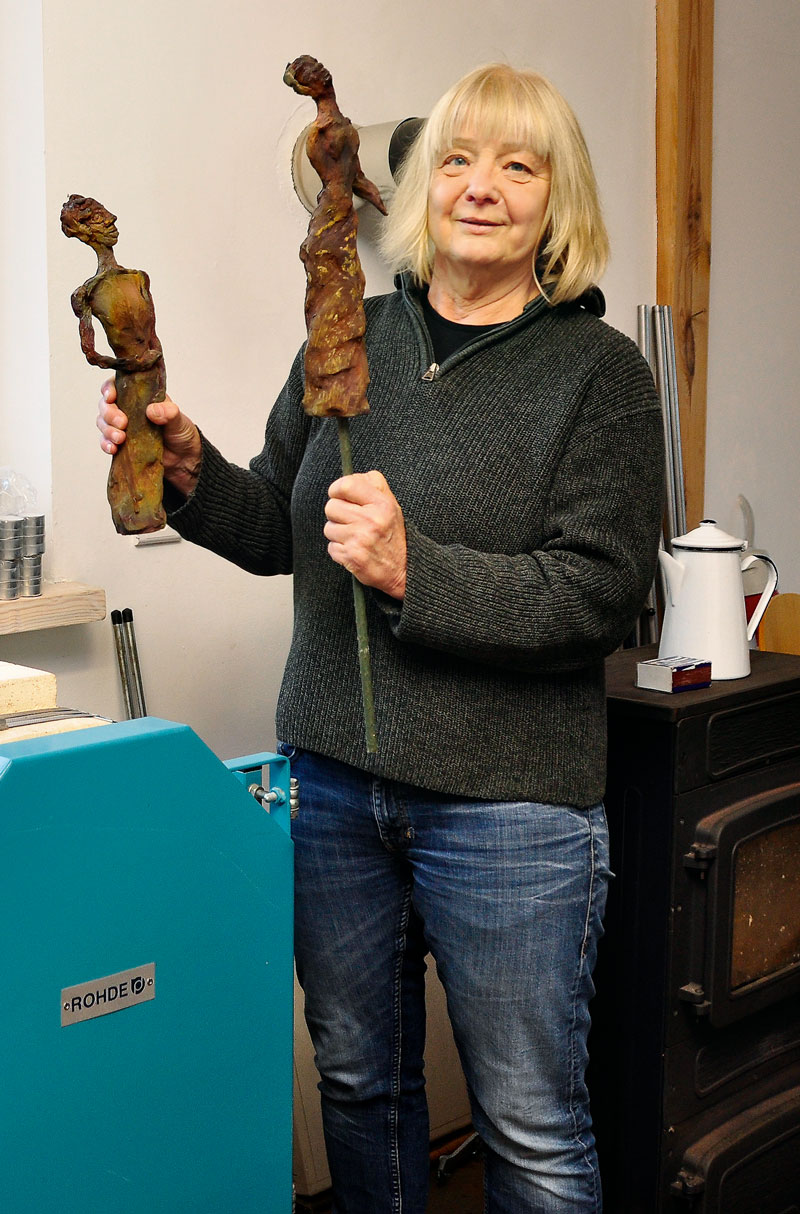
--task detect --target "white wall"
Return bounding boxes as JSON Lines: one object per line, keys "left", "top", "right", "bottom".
{"left": 1, "top": 0, "right": 656, "bottom": 758}
{"left": 0, "top": 0, "right": 51, "bottom": 510}
{"left": 705, "top": 2, "right": 800, "bottom": 592}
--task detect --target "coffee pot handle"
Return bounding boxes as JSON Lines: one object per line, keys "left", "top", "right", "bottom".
{"left": 741, "top": 554, "right": 779, "bottom": 641}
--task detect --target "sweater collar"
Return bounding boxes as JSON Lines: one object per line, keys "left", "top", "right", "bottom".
{"left": 393, "top": 272, "right": 606, "bottom": 318}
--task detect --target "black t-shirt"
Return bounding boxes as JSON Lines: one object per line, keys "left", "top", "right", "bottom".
{"left": 421, "top": 292, "right": 503, "bottom": 364}
{"left": 420, "top": 285, "right": 606, "bottom": 364}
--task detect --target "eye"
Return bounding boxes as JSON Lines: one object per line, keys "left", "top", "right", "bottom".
{"left": 504, "top": 160, "right": 534, "bottom": 179}
{"left": 440, "top": 152, "right": 470, "bottom": 174}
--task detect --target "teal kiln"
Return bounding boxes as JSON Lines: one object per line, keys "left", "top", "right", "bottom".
{"left": 0, "top": 716, "right": 293, "bottom": 1212}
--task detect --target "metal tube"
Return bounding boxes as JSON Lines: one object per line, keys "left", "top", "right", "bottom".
{"left": 121, "top": 607, "right": 146, "bottom": 718}
{"left": 637, "top": 304, "right": 653, "bottom": 374}
{"left": 111, "top": 609, "right": 135, "bottom": 720}
{"left": 652, "top": 306, "right": 679, "bottom": 544}
{"left": 662, "top": 305, "right": 687, "bottom": 537}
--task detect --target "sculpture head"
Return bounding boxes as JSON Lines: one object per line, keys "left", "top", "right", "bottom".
{"left": 60, "top": 195, "right": 119, "bottom": 248}
{"left": 284, "top": 56, "right": 333, "bottom": 100}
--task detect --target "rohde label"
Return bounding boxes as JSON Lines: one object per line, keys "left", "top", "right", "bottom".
{"left": 61, "top": 963, "right": 155, "bottom": 1026}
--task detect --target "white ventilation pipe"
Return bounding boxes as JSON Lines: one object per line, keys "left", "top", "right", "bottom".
{"left": 289, "top": 117, "right": 423, "bottom": 213}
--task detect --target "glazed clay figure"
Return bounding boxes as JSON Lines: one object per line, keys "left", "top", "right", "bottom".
{"left": 284, "top": 55, "right": 387, "bottom": 418}
{"left": 61, "top": 195, "right": 166, "bottom": 534}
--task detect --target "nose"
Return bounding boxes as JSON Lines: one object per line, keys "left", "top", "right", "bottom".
{"left": 464, "top": 156, "right": 499, "bottom": 203}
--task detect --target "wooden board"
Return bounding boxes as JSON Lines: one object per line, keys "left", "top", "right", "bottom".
{"left": 0, "top": 582, "right": 106, "bottom": 635}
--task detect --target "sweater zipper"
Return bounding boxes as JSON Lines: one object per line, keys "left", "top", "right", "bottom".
{"left": 400, "top": 276, "right": 549, "bottom": 382}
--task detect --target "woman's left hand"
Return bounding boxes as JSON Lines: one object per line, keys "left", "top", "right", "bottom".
{"left": 325, "top": 471, "right": 407, "bottom": 599}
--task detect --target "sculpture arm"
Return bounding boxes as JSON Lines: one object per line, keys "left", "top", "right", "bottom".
{"left": 71, "top": 282, "right": 163, "bottom": 373}
{"left": 71, "top": 287, "right": 116, "bottom": 369}
{"left": 353, "top": 168, "right": 388, "bottom": 215}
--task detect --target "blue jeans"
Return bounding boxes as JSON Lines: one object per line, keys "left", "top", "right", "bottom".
{"left": 286, "top": 746, "right": 610, "bottom": 1213}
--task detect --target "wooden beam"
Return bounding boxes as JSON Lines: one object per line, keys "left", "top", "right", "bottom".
{"left": 656, "top": 0, "right": 714, "bottom": 528}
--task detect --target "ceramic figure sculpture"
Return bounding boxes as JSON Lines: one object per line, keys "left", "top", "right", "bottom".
{"left": 61, "top": 195, "right": 166, "bottom": 534}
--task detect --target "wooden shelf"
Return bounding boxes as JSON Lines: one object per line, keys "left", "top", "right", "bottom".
{"left": 0, "top": 582, "right": 106, "bottom": 636}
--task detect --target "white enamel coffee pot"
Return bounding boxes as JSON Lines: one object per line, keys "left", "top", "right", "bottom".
{"left": 658, "top": 520, "right": 778, "bottom": 679}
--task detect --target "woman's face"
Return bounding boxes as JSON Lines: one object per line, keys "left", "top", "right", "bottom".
{"left": 427, "top": 134, "right": 551, "bottom": 286}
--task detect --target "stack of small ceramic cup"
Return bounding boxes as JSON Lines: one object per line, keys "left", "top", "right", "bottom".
{"left": 0, "top": 470, "right": 45, "bottom": 601}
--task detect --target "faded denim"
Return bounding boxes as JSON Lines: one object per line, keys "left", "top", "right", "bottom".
{"left": 286, "top": 746, "right": 610, "bottom": 1213}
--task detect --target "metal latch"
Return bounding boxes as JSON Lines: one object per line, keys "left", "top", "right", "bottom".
{"left": 683, "top": 842, "right": 717, "bottom": 871}
{"left": 670, "top": 1167, "right": 706, "bottom": 1199}
{"left": 678, "top": 981, "right": 711, "bottom": 1016}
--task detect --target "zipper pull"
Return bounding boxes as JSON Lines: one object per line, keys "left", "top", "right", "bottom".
{"left": 422, "top": 362, "right": 439, "bottom": 381}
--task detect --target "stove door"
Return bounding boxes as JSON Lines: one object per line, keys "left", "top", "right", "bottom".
{"left": 669, "top": 1084, "right": 800, "bottom": 1213}
{"left": 677, "top": 783, "right": 800, "bottom": 1027}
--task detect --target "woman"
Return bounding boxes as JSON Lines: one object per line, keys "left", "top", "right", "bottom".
{"left": 98, "top": 63, "right": 664, "bottom": 1213}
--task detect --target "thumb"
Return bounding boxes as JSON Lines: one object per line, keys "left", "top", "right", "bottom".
{"left": 365, "top": 469, "right": 389, "bottom": 492}
{"left": 146, "top": 395, "right": 182, "bottom": 428}
{"left": 147, "top": 397, "right": 169, "bottom": 423}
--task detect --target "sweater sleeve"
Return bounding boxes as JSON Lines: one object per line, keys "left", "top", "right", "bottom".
{"left": 383, "top": 346, "right": 665, "bottom": 673}
{"left": 165, "top": 348, "right": 311, "bottom": 576}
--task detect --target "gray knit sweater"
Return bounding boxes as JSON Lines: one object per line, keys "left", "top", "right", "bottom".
{"left": 167, "top": 276, "right": 664, "bottom": 805}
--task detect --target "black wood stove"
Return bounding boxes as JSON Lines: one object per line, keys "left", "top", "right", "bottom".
{"left": 590, "top": 647, "right": 800, "bottom": 1213}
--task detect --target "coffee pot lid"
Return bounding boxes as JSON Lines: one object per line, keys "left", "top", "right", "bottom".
{"left": 674, "top": 517, "right": 747, "bottom": 551}
{"left": 671, "top": 519, "right": 746, "bottom": 551}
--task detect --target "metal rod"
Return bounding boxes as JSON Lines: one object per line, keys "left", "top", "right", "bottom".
{"left": 637, "top": 304, "right": 654, "bottom": 375}
{"left": 111, "top": 609, "right": 135, "bottom": 720}
{"left": 121, "top": 607, "right": 146, "bottom": 718}
{"left": 336, "top": 418, "right": 378, "bottom": 754}
{"left": 662, "top": 305, "right": 687, "bottom": 537}
{"left": 652, "top": 306, "right": 679, "bottom": 544}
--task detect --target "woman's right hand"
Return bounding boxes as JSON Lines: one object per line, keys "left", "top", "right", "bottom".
{"left": 97, "top": 379, "right": 204, "bottom": 496}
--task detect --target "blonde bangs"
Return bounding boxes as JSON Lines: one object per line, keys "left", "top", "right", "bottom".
{"left": 432, "top": 73, "right": 553, "bottom": 166}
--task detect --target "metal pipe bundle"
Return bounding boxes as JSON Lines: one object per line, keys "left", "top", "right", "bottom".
{"left": 633, "top": 304, "right": 690, "bottom": 646}
{"left": 639, "top": 304, "right": 687, "bottom": 545}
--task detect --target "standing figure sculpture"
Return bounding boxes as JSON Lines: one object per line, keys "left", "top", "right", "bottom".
{"left": 61, "top": 195, "right": 166, "bottom": 534}
{"left": 284, "top": 55, "right": 387, "bottom": 418}
{"left": 284, "top": 56, "right": 388, "bottom": 752}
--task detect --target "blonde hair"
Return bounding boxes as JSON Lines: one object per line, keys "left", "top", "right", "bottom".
{"left": 380, "top": 63, "right": 609, "bottom": 304}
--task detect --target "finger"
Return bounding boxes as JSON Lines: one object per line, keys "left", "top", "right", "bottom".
{"left": 97, "top": 401, "right": 128, "bottom": 430}
{"left": 326, "top": 540, "right": 352, "bottom": 572}
{"left": 324, "top": 496, "right": 363, "bottom": 524}
{"left": 328, "top": 470, "right": 389, "bottom": 504}
{"left": 145, "top": 394, "right": 180, "bottom": 426}
{"left": 96, "top": 420, "right": 121, "bottom": 455}
{"left": 96, "top": 404, "right": 127, "bottom": 454}
{"left": 323, "top": 521, "right": 347, "bottom": 547}
{"left": 98, "top": 378, "right": 125, "bottom": 429}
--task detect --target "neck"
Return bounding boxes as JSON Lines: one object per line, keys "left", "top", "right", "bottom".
{"left": 427, "top": 261, "right": 539, "bottom": 324}
{"left": 93, "top": 244, "right": 118, "bottom": 274}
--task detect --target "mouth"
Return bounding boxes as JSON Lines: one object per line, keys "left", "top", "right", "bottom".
{"left": 458, "top": 217, "right": 502, "bottom": 229}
